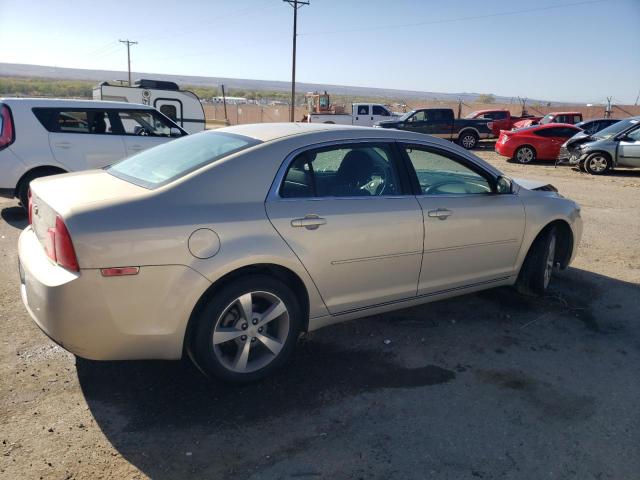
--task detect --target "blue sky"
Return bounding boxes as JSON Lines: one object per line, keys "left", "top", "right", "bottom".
{"left": 0, "top": 0, "right": 639, "bottom": 103}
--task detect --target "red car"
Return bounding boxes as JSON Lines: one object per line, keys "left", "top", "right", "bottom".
{"left": 495, "top": 123, "right": 582, "bottom": 163}
{"left": 465, "top": 109, "right": 542, "bottom": 137}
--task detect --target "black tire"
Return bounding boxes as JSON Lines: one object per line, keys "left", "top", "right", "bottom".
{"left": 514, "top": 145, "right": 536, "bottom": 164}
{"left": 458, "top": 131, "right": 478, "bottom": 149}
{"left": 516, "top": 226, "right": 557, "bottom": 296}
{"left": 191, "top": 275, "right": 302, "bottom": 383}
{"left": 578, "top": 160, "right": 586, "bottom": 172}
{"left": 583, "top": 152, "right": 611, "bottom": 175}
{"left": 17, "top": 168, "right": 65, "bottom": 209}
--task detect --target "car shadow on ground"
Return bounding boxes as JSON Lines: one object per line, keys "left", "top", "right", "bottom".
{"left": 1, "top": 205, "right": 27, "bottom": 230}
{"left": 75, "top": 267, "right": 639, "bottom": 479}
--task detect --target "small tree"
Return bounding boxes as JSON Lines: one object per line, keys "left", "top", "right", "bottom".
{"left": 477, "top": 94, "right": 495, "bottom": 104}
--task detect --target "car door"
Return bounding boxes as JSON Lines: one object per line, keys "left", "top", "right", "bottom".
{"left": 265, "top": 141, "right": 424, "bottom": 314}
{"left": 400, "top": 143, "right": 525, "bottom": 293}
{"left": 402, "top": 111, "right": 429, "bottom": 135}
{"left": 353, "top": 105, "right": 372, "bottom": 126}
{"left": 534, "top": 127, "right": 565, "bottom": 159}
{"left": 48, "top": 109, "right": 127, "bottom": 170}
{"left": 116, "top": 109, "right": 181, "bottom": 156}
{"left": 371, "top": 105, "right": 392, "bottom": 125}
{"left": 617, "top": 127, "right": 640, "bottom": 167}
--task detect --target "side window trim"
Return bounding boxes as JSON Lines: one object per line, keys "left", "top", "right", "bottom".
{"left": 398, "top": 142, "right": 499, "bottom": 196}
{"left": 269, "top": 139, "right": 413, "bottom": 201}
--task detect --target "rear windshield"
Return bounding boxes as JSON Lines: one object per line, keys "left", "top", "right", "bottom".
{"left": 107, "top": 131, "right": 260, "bottom": 188}
{"left": 594, "top": 118, "right": 640, "bottom": 140}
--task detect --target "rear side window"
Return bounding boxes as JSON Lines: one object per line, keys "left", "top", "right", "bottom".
{"left": 33, "top": 109, "right": 115, "bottom": 134}
{"left": 280, "top": 144, "right": 401, "bottom": 198}
{"left": 107, "top": 131, "right": 259, "bottom": 189}
{"left": 534, "top": 128, "right": 561, "bottom": 137}
{"left": 357, "top": 105, "right": 370, "bottom": 115}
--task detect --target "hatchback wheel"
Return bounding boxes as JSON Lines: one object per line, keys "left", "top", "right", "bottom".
{"left": 458, "top": 131, "right": 478, "bottom": 149}
{"left": 514, "top": 146, "right": 536, "bottom": 164}
{"left": 516, "top": 226, "right": 557, "bottom": 296}
{"left": 191, "top": 275, "right": 302, "bottom": 383}
{"left": 584, "top": 153, "right": 611, "bottom": 175}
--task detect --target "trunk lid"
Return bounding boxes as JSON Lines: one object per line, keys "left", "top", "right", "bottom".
{"left": 29, "top": 170, "right": 148, "bottom": 252}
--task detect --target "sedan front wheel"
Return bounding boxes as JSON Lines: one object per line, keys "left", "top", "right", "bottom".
{"left": 191, "top": 275, "right": 302, "bottom": 383}
{"left": 584, "top": 153, "right": 611, "bottom": 175}
{"left": 516, "top": 226, "right": 557, "bottom": 296}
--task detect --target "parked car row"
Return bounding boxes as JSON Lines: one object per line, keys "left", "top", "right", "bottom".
{"left": 492, "top": 113, "right": 640, "bottom": 175}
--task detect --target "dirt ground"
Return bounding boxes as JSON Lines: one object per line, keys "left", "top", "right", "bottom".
{"left": 1, "top": 145, "right": 639, "bottom": 480}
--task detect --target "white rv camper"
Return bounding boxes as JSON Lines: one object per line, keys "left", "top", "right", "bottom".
{"left": 93, "top": 79, "right": 206, "bottom": 134}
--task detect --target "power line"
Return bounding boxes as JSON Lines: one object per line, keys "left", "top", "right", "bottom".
{"left": 299, "top": 0, "right": 606, "bottom": 36}
{"left": 284, "top": 0, "right": 309, "bottom": 122}
{"left": 119, "top": 39, "right": 138, "bottom": 86}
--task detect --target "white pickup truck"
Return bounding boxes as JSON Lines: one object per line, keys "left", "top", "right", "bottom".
{"left": 304, "top": 103, "right": 400, "bottom": 126}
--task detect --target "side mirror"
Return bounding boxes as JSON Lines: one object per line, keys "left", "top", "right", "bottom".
{"left": 496, "top": 176, "right": 513, "bottom": 194}
{"left": 170, "top": 127, "right": 182, "bottom": 137}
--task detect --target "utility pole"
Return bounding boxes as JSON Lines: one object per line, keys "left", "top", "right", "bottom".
{"left": 119, "top": 39, "right": 138, "bottom": 86}
{"left": 221, "top": 84, "right": 229, "bottom": 125}
{"left": 283, "top": 0, "right": 309, "bottom": 122}
{"left": 604, "top": 97, "right": 612, "bottom": 118}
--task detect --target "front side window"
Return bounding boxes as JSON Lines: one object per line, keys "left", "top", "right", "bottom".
{"left": 372, "top": 105, "right": 390, "bottom": 116}
{"left": 403, "top": 146, "right": 492, "bottom": 195}
{"left": 572, "top": 115, "right": 582, "bottom": 124}
{"left": 626, "top": 127, "right": 640, "bottom": 141}
{"left": 408, "top": 111, "right": 426, "bottom": 122}
{"left": 539, "top": 114, "right": 555, "bottom": 125}
{"left": 107, "top": 131, "right": 259, "bottom": 188}
{"left": 118, "top": 110, "right": 174, "bottom": 137}
{"left": 280, "top": 144, "right": 401, "bottom": 198}
{"left": 493, "top": 111, "right": 508, "bottom": 120}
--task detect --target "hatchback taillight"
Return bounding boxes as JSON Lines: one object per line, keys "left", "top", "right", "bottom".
{"left": 0, "top": 104, "right": 15, "bottom": 150}
{"left": 45, "top": 215, "right": 79, "bottom": 272}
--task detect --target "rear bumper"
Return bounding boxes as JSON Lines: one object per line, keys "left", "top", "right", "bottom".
{"left": 18, "top": 227, "right": 210, "bottom": 360}
{"left": 495, "top": 141, "right": 515, "bottom": 158}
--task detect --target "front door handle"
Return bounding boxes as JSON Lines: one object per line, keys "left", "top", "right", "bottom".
{"left": 291, "top": 215, "right": 327, "bottom": 230}
{"left": 427, "top": 209, "right": 452, "bottom": 220}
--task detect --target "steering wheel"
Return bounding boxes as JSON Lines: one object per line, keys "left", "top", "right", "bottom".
{"left": 425, "top": 180, "right": 491, "bottom": 195}
{"left": 359, "top": 177, "right": 385, "bottom": 195}
{"left": 137, "top": 128, "right": 150, "bottom": 136}
{"left": 424, "top": 180, "right": 469, "bottom": 195}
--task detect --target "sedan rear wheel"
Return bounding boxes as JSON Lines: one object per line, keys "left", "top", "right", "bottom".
{"left": 514, "top": 146, "right": 536, "bottom": 164}
{"left": 584, "top": 153, "right": 611, "bottom": 175}
{"left": 191, "top": 275, "right": 301, "bottom": 383}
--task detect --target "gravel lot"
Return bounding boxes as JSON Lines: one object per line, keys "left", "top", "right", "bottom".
{"left": 1, "top": 147, "right": 639, "bottom": 480}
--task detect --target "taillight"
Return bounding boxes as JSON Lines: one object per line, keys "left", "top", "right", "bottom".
{"left": 28, "top": 189, "right": 33, "bottom": 225}
{"left": 0, "top": 104, "right": 15, "bottom": 150}
{"left": 45, "top": 215, "right": 79, "bottom": 272}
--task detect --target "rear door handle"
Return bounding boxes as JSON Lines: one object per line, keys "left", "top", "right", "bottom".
{"left": 427, "top": 209, "right": 452, "bottom": 220}
{"left": 54, "top": 142, "right": 71, "bottom": 149}
{"left": 128, "top": 144, "right": 144, "bottom": 150}
{"left": 291, "top": 215, "right": 327, "bottom": 230}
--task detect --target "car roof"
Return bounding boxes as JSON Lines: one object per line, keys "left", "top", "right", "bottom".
{"left": 546, "top": 111, "right": 582, "bottom": 115}
{"left": 0, "top": 98, "right": 154, "bottom": 109}
{"left": 472, "top": 109, "right": 507, "bottom": 114}
{"left": 214, "top": 122, "right": 391, "bottom": 142}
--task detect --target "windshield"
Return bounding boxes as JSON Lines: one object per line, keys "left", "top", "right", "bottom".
{"left": 399, "top": 110, "right": 416, "bottom": 121}
{"left": 107, "top": 131, "right": 260, "bottom": 189}
{"left": 464, "top": 111, "right": 479, "bottom": 119}
{"left": 539, "top": 114, "right": 555, "bottom": 125}
{"left": 594, "top": 118, "right": 640, "bottom": 140}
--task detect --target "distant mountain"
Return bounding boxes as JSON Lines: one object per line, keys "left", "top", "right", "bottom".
{"left": 0, "top": 62, "right": 547, "bottom": 104}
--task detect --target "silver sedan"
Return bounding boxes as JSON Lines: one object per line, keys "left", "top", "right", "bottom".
{"left": 19, "top": 123, "right": 582, "bottom": 382}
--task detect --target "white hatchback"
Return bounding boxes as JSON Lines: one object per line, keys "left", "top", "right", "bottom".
{"left": 0, "top": 98, "right": 186, "bottom": 206}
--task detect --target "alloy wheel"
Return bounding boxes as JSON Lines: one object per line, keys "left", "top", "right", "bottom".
{"left": 212, "top": 291, "right": 289, "bottom": 373}
{"left": 516, "top": 147, "right": 534, "bottom": 163}
{"left": 588, "top": 155, "right": 608, "bottom": 173}
{"left": 461, "top": 134, "right": 476, "bottom": 149}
